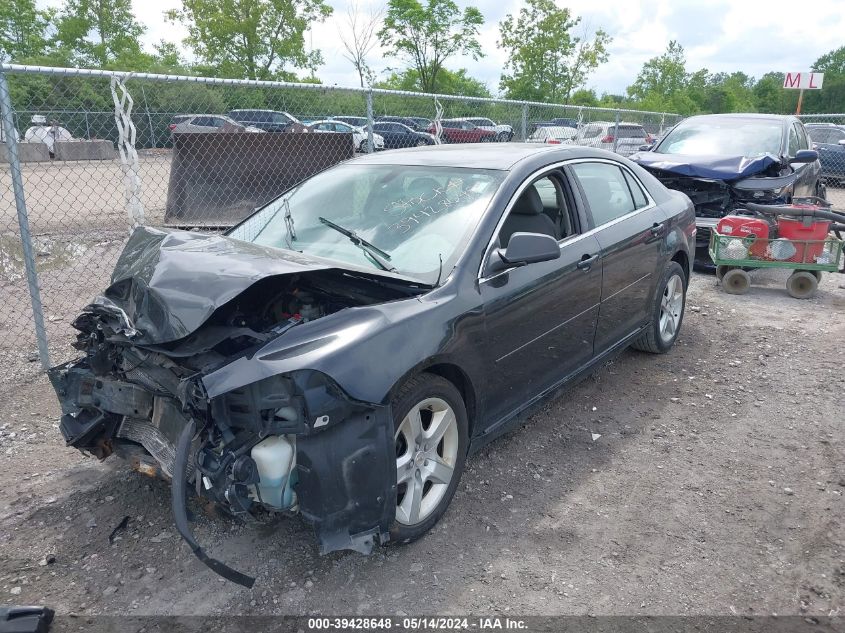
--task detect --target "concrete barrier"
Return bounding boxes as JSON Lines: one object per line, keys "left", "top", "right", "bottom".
{"left": 165, "top": 132, "right": 354, "bottom": 227}
{"left": 0, "top": 142, "right": 51, "bottom": 163}
{"left": 54, "top": 140, "right": 117, "bottom": 161}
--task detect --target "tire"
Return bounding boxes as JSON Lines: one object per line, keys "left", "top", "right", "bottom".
{"left": 389, "top": 373, "right": 468, "bottom": 544}
{"left": 631, "top": 261, "right": 686, "bottom": 354}
{"left": 416, "top": 139, "right": 428, "bottom": 147}
{"left": 358, "top": 140, "right": 368, "bottom": 153}
{"left": 722, "top": 268, "right": 751, "bottom": 295}
{"left": 715, "top": 265, "right": 736, "bottom": 281}
{"left": 786, "top": 271, "right": 818, "bottom": 299}
{"left": 496, "top": 131, "right": 509, "bottom": 143}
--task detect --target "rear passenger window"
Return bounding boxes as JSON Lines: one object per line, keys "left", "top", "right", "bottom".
{"left": 572, "top": 162, "right": 636, "bottom": 227}
{"left": 622, "top": 169, "right": 648, "bottom": 208}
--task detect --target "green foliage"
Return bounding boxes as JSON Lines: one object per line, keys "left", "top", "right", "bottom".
{"left": 376, "top": 67, "right": 491, "bottom": 97}
{"left": 0, "top": 0, "right": 53, "bottom": 61}
{"left": 166, "top": 0, "right": 333, "bottom": 80}
{"left": 55, "top": 0, "right": 146, "bottom": 67}
{"left": 498, "top": 0, "right": 610, "bottom": 103}
{"left": 378, "top": 0, "right": 484, "bottom": 93}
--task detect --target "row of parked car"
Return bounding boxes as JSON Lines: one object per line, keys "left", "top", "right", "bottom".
{"left": 168, "top": 109, "right": 666, "bottom": 161}
{"left": 168, "top": 110, "right": 518, "bottom": 149}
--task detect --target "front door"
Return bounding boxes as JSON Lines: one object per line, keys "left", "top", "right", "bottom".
{"left": 479, "top": 173, "right": 602, "bottom": 430}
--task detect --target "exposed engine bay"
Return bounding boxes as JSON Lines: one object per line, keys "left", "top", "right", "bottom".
{"left": 50, "top": 246, "right": 417, "bottom": 586}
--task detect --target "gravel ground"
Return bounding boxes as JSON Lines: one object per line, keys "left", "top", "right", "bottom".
{"left": 0, "top": 269, "right": 842, "bottom": 617}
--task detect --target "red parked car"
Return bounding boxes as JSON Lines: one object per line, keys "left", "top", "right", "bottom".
{"left": 429, "top": 119, "right": 497, "bottom": 143}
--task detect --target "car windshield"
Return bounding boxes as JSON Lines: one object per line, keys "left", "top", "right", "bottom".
{"left": 655, "top": 118, "right": 783, "bottom": 156}
{"left": 227, "top": 164, "right": 505, "bottom": 284}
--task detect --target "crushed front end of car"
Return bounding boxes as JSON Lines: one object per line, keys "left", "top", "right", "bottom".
{"left": 630, "top": 153, "right": 797, "bottom": 252}
{"left": 48, "top": 227, "right": 418, "bottom": 585}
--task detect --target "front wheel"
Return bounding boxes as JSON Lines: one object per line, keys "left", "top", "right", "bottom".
{"left": 631, "top": 261, "right": 686, "bottom": 354}
{"left": 390, "top": 373, "right": 468, "bottom": 544}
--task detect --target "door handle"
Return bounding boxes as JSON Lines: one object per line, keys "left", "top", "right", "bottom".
{"left": 650, "top": 222, "right": 666, "bottom": 237}
{"left": 577, "top": 253, "right": 599, "bottom": 271}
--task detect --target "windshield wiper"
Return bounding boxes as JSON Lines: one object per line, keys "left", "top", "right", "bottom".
{"left": 318, "top": 216, "right": 396, "bottom": 272}
{"left": 283, "top": 198, "right": 297, "bottom": 250}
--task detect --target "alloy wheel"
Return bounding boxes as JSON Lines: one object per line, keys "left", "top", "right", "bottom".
{"left": 394, "top": 397, "right": 459, "bottom": 526}
{"left": 658, "top": 273, "right": 684, "bottom": 343}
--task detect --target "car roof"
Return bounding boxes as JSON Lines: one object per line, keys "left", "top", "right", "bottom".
{"left": 351, "top": 143, "right": 614, "bottom": 170}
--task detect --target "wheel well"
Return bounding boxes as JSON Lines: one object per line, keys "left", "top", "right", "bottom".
{"left": 672, "top": 250, "right": 690, "bottom": 283}
{"left": 423, "top": 364, "right": 477, "bottom": 437}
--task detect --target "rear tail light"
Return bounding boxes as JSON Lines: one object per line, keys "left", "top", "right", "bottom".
{"left": 547, "top": 139, "right": 562, "bottom": 144}
{"left": 600, "top": 135, "right": 614, "bottom": 143}
{"left": 168, "top": 124, "right": 176, "bottom": 131}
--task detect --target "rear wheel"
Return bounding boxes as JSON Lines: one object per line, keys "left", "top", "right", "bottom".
{"left": 632, "top": 261, "right": 686, "bottom": 354}
{"left": 786, "top": 271, "right": 818, "bottom": 299}
{"left": 390, "top": 374, "right": 468, "bottom": 544}
{"left": 722, "top": 268, "right": 751, "bottom": 295}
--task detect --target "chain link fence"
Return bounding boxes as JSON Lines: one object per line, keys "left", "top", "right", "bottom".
{"left": 799, "top": 114, "right": 845, "bottom": 210}
{"left": 0, "top": 64, "right": 687, "bottom": 375}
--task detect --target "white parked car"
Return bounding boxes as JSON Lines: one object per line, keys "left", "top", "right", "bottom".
{"left": 527, "top": 126, "right": 578, "bottom": 145}
{"left": 308, "top": 120, "right": 385, "bottom": 152}
{"left": 571, "top": 121, "right": 652, "bottom": 157}
{"left": 455, "top": 117, "right": 513, "bottom": 142}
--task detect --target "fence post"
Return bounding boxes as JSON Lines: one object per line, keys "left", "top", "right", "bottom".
{"left": 612, "top": 110, "right": 620, "bottom": 153}
{"left": 366, "top": 89, "right": 374, "bottom": 154}
{"left": 521, "top": 104, "right": 528, "bottom": 141}
{"left": 84, "top": 111, "right": 91, "bottom": 139}
{"left": 0, "top": 71, "right": 51, "bottom": 370}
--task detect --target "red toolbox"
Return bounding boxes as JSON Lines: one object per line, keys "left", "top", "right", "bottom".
{"left": 716, "top": 216, "right": 772, "bottom": 258}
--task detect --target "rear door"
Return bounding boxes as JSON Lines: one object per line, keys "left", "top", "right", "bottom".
{"left": 479, "top": 171, "right": 602, "bottom": 429}
{"left": 569, "top": 160, "right": 667, "bottom": 355}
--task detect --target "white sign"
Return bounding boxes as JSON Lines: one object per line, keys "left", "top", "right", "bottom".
{"left": 783, "top": 72, "right": 824, "bottom": 90}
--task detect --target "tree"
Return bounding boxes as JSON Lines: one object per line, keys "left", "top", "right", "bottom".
{"left": 55, "top": 0, "right": 146, "bottom": 66}
{"left": 377, "top": 67, "right": 490, "bottom": 97}
{"left": 378, "top": 0, "right": 483, "bottom": 93}
{"left": 166, "top": 0, "right": 333, "bottom": 80}
{"left": 0, "top": 0, "right": 52, "bottom": 62}
{"left": 498, "top": 0, "right": 610, "bottom": 103}
{"left": 812, "top": 46, "right": 845, "bottom": 74}
{"left": 339, "top": 1, "right": 383, "bottom": 87}
{"left": 625, "top": 40, "right": 699, "bottom": 114}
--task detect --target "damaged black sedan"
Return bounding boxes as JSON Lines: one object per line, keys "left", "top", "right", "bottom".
{"left": 630, "top": 113, "right": 823, "bottom": 265}
{"left": 49, "top": 144, "right": 695, "bottom": 586}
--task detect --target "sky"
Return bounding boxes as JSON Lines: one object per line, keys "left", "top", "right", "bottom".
{"left": 42, "top": 0, "right": 845, "bottom": 96}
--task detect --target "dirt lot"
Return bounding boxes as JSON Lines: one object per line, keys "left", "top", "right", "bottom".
{"left": 0, "top": 269, "right": 842, "bottom": 617}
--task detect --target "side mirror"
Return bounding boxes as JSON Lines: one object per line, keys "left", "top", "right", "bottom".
{"left": 792, "top": 149, "right": 819, "bottom": 163}
{"left": 638, "top": 144, "right": 652, "bottom": 152}
{"left": 488, "top": 232, "right": 560, "bottom": 274}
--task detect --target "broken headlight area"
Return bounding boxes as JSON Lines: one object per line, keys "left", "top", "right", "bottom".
{"left": 50, "top": 351, "right": 395, "bottom": 583}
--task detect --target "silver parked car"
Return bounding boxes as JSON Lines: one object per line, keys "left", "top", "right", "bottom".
{"left": 527, "top": 126, "right": 578, "bottom": 145}
{"left": 169, "top": 114, "right": 264, "bottom": 134}
{"left": 572, "top": 122, "right": 651, "bottom": 156}
{"left": 307, "top": 120, "right": 385, "bottom": 152}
